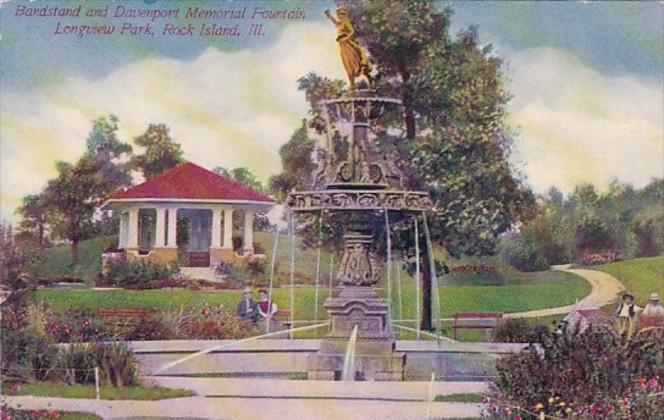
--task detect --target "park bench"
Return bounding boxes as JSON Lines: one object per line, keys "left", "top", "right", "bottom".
{"left": 452, "top": 312, "right": 503, "bottom": 340}
{"left": 98, "top": 308, "right": 150, "bottom": 330}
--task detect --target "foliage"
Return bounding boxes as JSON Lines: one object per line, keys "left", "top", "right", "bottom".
{"left": 57, "top": 342, "right": 140, "bottom": 387}
{"left": 488, "top": 323, "right": 664, "bottom": 419}
{"left": 0, "top": 405, "right": 101, "bottom": 420}
{"left": 271, "top": 0, "right": 535, "bottom": 260}
{"left": 179, "top": 305, "right": 255, "bottom": 339}
{"left": 102, "top": 259, "right": 180, "bottom": 288}
{"left": 498, "top": 232, "right": 549, "bottom": 272}
{"left": 16, "top": 194, "right": 49, "bottom": 248}
{"left": 27, "top": 235, "right": 117, "bottom": 285}
{"left": 505, "top": 179, "right": 663, "bottom": 268}
{"left": 492, "top": 318, "right": 548, "bottom": 343}
{"left": 41, "top": 158, "right": 104, "bottom": 266}
{"left": 268, "top": 119, "right": 317, "bottom": 200}
{"left": 581, "top": 251, "right": 621, "bottom": 266}
{"left": 131, "top": 123, "right": 184, "bottom": 179}
{"left": 84, "top": 114, "right": 133, "bottom": 191}
{"left": 246, "top": 258, "right": 266, "bottom": 277}
{"left": 0, "top": 222, "right": 28, "bottom": 290}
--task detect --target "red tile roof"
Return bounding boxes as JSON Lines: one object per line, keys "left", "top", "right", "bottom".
{"left": 106, "top": 162, "right": 274, "bottom": 204}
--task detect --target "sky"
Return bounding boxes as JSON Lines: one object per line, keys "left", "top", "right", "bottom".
{"left": 1, "top": 0, "right": 663, "bottom": 223}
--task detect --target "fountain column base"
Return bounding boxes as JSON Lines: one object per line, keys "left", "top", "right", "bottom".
{"left": 307, "top": 286, "right": 406, "bottom": 381}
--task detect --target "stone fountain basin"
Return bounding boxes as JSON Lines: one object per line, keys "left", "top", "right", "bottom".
{"left": 130, "top": 339, "right": 527, "bottom": 381}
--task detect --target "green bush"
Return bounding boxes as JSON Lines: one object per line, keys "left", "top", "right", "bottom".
{"left": 492, "top": 318, "right": 548, "bottom": 343}
{"left": 486, "top": 324, "right": 664, "bottom": 419}
{"left": 499, "top": 233, "right": 549, "bottom": 272}
{"left": 103, "top": 260, "right": 180, "bottom": 288}
{"left": 57, "top": 342, "right": 140, "bottom": 387}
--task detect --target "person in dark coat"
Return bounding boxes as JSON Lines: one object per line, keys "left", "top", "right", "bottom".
{"left": 236, "top": 287, "right": 258, "bottom": 324}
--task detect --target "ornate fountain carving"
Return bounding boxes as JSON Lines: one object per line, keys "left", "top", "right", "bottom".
{"left": 287, "top": 90, "right": 431, "bottom": 288}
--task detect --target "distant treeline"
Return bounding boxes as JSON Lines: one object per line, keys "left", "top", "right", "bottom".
{"left": 500, "top": 179, "right": 664, "bottom": 271}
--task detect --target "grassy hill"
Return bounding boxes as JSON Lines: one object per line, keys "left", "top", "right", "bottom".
{"left": 593, "top": 256, "right": 664, "bottom": 306}
{"left": 28, "top": 236, "right": 117, "bottom": 284}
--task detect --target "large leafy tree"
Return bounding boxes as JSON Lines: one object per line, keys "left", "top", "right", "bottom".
{"left": 85, "top": 114, "right": 133, "bottom": 193}
{"left": 274, "top": 0, "right": 535, "bottom": 329}
{"left": 132, "top": 123, "right": 184, "bottom": 179}
{"left": 16, "top": 194, "right": 48, "bottom": 247}
{"left": 42, "top": 159, "right": 104, "bottom": 266}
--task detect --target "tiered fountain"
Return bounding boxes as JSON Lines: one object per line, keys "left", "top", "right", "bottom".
{"left": 287, "top": 9, "right": 432, "bottom": 380}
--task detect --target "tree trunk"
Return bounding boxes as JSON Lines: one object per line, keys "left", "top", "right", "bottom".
{"left": 71, "top": 239, "right": 79, "bottom": 266}
{"left": 420, "top": 238, "right": 433, "bottom": 331}
{"left": 399, "top": 68, "right": 416, "bottom": 140}
{"left": 38, "top": 223, "right": 44, "bottom": 248}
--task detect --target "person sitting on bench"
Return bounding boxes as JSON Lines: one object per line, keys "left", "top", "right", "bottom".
{"left": 257, "top": 289, "right": 279, "bottom": 331}
{"left": 236, "top": 287, "right": 258, "bottom": 325}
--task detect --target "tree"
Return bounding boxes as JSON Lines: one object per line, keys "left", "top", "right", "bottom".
{"left": 132, "top": 123, "right": 184, "bottom": 179}
{"left": 268, "top": 119, "right": 316, "bottom": 200}
{"left": 229, "top": 167, "right": 264, "bottom": 192}
{"left": 42, "top": 159, "right": 103, "bottom": 266}
{"left": 85, "top": 115, "right": 133, "bottom": 193}
{"left": 16, "top": 194, "right": 48, "bottom": 247}
{"left": 276, "top": 0, "right": 535, "bottom": 329}
{"left": 0, "top": 222, "right": 27, "bottom": 290}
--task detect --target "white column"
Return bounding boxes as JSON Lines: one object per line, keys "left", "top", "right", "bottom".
{"left": 211, "top": 208, "right": 222, "bottom": 249}
{"left": 243, "top": 210, "right": 254, "bottom": 253}
{"left": 166, "top": 208, "right": 178, "bottom": 248}
{"left": 155, "top": 208, "right": 166, "bottom": 247}
{"left": 127, "top": 207, "right": 139, "bottom": 249}
{"left": 223, "top": 209, "right": 234, "bottom": 250}
{"left": 118, "top": 212, "right": 127, "bottom": 248}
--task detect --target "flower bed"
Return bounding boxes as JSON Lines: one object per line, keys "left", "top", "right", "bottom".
{"left": 581, "top": 251, "right": 622, "bottom": 266}
{"left": 485, "top": 323, "right": 664, "bottom": 419}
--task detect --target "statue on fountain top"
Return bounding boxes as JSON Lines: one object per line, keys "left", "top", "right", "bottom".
{"left": 324, "top": 7, "right": 373, "bottom": 90}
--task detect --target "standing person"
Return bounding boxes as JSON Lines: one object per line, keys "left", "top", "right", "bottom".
{"left": 236, "top": 287, "right": 257, "bottom": 325}
{"left": 642, "top": 293, "right": 664, "bottom": 318}
{"left": 615, "top": 292, "right": 637, "bottom": 338}
{"left": 257, "top": 289, "right": 279, "bottom": 332}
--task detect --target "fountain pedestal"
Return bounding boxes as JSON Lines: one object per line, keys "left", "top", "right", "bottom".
{"left": 307, "top": 286, "right": 406, "bottom": 381}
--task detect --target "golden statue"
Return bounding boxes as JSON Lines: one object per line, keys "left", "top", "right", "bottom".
{"left": 325, "top": 7, "right": 373, "bottom": 90}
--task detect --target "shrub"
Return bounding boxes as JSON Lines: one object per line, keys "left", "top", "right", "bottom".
{"left": 125, "top": 309, "right": 183, "bottom": 341}
{"left": 102, "top": 260, "right": 180, "bottom": 288}
{"left": 492, "top": 319, "right": 548, "bottom": 343}
{"left": 46, "top": 309, "right": 110, "bottom": 343}
{"left": 580, "top": 250, "right": 622, "bottom": 266}
{"left": 247, "top": 259, "right": 266, "bottom": 276}
{"left": 57, "top": 342, "right": 140, "bottom": 387}
{"left": 499, "top": 233, "right": 549, "bottom": 272}
{"left": 486, "top": 323, "right": 664, "bottom": 419}
{"left": 179, "top": 306, "right": 254, "bottom": 340}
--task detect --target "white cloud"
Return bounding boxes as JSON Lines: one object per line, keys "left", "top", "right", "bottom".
{"left": 504, "top": 47, "right": 663, "bottom": 195}
{"left": 1, "top": 26, "right": 662, "bottom": 225}
{"left": 0, "top": 22, "right": 344, "bottom": 222}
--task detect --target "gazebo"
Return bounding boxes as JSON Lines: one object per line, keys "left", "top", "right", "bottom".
{"left": 103, "top": 162, "right": 275, "bottom": 267}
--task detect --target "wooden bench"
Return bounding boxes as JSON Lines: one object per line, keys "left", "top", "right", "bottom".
{"left": 99, "top": 308, "right": 150, "bottom": 330}
{"left": 452, "top": 312, "right": 503, "bottom": 340}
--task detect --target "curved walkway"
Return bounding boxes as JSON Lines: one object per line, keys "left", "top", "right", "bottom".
{"left": 504, "top": 265, "right": 625, "bottom": 319}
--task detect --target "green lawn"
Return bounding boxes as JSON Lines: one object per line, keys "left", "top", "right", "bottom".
{"left": 434, "top": 393, "right": 485, "bottom": 403}
{"left": 593, "top": 256, "right": 664, "bottom": 306}
{"left": 36, "top": 270, "right": 588, "bottom": 321}
{"left": 28, "top": 235, "right": 117, "bottom": 284}
{"left": 1, "top": 382, "right": 194, "bottom": 400}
